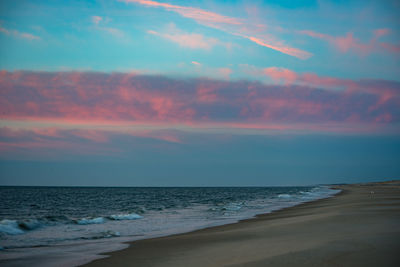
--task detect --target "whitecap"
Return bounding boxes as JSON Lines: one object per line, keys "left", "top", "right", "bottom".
{"left": 108, "top": 213, "right": 142, "bottom": 220}
{"left": 76, "top": 217, "right": 105, "bottom": 225}
{"left": 222, "top": 204, "right": 242, "bottom": 211}
{"left": 85, "top": 230, "right": 121, "bottom": 240}
{"left": 101, "top": 230, "right": 120, "bottom": 238}
{"left": 278, "top": 194, "right": 291, "bottom": 198}
{"left": 0, "top": 219, "right": 24, "bottom": 235}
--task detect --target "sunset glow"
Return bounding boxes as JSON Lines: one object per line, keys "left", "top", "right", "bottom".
{"left": 0, "top": 0, "right": 399, "bottom": 185}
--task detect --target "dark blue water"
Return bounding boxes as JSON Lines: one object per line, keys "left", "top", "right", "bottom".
{"left": 0, "top": 186, "right": 319, "bottom": 221}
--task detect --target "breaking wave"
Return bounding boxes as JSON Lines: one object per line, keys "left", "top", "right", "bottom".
{"left": 0, "top": 220, "right": 25, "bottom": 235}
{"left": 75, "top": 217, "right": 105, "bottom": 225}
{"left": 107, "top": 213, "right": 142, "bottom": 220}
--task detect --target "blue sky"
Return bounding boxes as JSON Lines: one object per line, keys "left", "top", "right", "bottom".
{"left": 0, "top": 0, "right": 399, "bottom": 186}
{"left": 1, "top": 0, "right": 399, "bottom": 79}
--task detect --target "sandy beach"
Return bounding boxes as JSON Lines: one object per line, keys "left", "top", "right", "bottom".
{"left": 84, "top": 181, "right": 400, "bottom": 267}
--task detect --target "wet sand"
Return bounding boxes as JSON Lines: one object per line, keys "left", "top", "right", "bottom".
{"left": 84, "top": 181, "right": 400, "bottom": 267}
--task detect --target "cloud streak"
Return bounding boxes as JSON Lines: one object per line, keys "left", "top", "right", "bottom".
{"left": 123, "top": 0, "right": 311, "bottom": 59}
{"left": 0, "top": 25, "right": 40, "bottom": 40}
{"left": 147, "top": 24, "right": 227, "bottom": 50}
{"left": 91, "top": 15, "right": 124, "bottom": 38}
{"left": 124, "top": 0, "right": 242, "bottom": 25}
{"left": 300, "top": 28, "right": 399, "bottom": 55}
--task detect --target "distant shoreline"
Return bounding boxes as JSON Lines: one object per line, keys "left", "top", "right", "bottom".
{"left": 83, "top": 180, "right": 400, "bottom": 267}
{"left": 0, "top": 184, "right": 345, "bottom": 187}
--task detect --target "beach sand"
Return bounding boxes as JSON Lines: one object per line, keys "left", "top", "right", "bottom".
{"left": 84, "top": 181, "right": 400, "bottom": 267}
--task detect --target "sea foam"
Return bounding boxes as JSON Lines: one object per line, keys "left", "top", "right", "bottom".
{"left": 222, "top": 203, "right": 243, "bottom": 211}
{"left": 76, "top": 217, "right": 105, "bottom": 225}
{"left": 108, "top": 213, "right": 142, "bottom": 220}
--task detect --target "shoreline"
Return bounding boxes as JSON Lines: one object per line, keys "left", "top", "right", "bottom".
{"left": 83, "top": 181, "right": 400, "bottom": 267}
{"left": 76, "top": 187, "right": 341, "bottom": 266}
{"left": 0, "top": 186, "right": 338, "bottom": 267}
{"left": 82, "top": 190, "right": 343, "bottom": 264}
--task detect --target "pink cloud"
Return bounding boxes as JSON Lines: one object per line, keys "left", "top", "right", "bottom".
{"left": 254, "top": 66, "right": 357, "bottom": 89}
{"left": 147, "top": 25, "right": 220, "bottom": 50}
{"left": 242, "top": 65, "right": 399, "bottom": 113}
{"left": 124, "top": 0, "right": 242, "bottom": 25}
{"left": 182, "top": 62, "right": 233, "bottom": 80}
{"left": 300, "top": 28, "right": 398, "bottom": 55}
{"left": 245, "top": 36, "right": 312, "bottom": 59}
{"left": 300, "top": 30, "right": 372, "bottom": 54}
{"left": 373, "top": 28, "right": 390, "bottom": 38}
{"left": 0, "top": 71, "right": 399, "bottom": 135}
{"left": 0, "top": 25, "right": 40, "bottom": 40}
{"left": 0, "top": 127, "right": 118, "bottom": 156}
{"left": 91, "top": 16, "right": 103, "bottom": 25}
{"left": 1, "top": 121, "right": 392, "bottom": 161}
{"left": 299, "top": 30, "right": 327, "bottom": 39}
{"left": 102, "top": 27, "right": 124, "bottom": 38}
{"left": 263, "top": 67, "right": 298, "bottom": 84}
{"left": 196, "top": 83, "right": 219, "bottom": 103}
{"left": 91, "top": 16, "right": 124, "bottom": 38}
{"left": 0, "top": 126, "right": 188, "bottom": 159}
{"left": 124, "top": 0, "right": 311, "bottom": 59}
{"left": 380, "top": 42, "right": 400, "bottom": 53}
{"left": 217, "top": 68, "right": 232, "bottom": 79}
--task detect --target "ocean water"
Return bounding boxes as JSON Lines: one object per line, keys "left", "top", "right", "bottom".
{"left": 0, "top": 186, "right": 340, "bottom": 266}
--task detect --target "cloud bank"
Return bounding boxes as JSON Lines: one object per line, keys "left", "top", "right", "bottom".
{"left": 1, "top": 71, "right": 399, "bottom": 132}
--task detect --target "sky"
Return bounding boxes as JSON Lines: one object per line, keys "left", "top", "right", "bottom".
{"left": 0, "top": 0, "right": 399, "bottom": 186}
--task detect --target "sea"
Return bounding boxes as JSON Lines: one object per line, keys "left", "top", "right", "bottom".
{"left": 0, "top": 186, "right": 340, "bottom": 266}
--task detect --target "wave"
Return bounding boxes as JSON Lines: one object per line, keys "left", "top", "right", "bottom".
{"left": 107, "top": 213, "right": 142, "bottom": 220}
{"left": 0, "top": 212, "right": 144, "bottom": 235}
{"left": 44, "top": 215, "right": 70, "bottom": 223}
{"left": 208, "top": 202, "right": 244, "bottom": 213}
{"left": 89, "top": 230, "right": 121, "bottom": 239}
{"left": 0, "top": 220, "right": 25, "bottom": 235}
{"left": 0, "top": 219, "right": 46, "bottom": 235}
{"left": 75, "top": 217, "right": 105, "bottom": 225}
{"left": 75, "top": 213, "right": 143, "bottom": 224}
{"left": 222, "top": 203, "right": 243, "bottom": 211}
{"left": 18, "top": 219, "right": 42, "bottom": 230}
{"left": 278, "top": 194, "right": 291, "bottom": 198}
